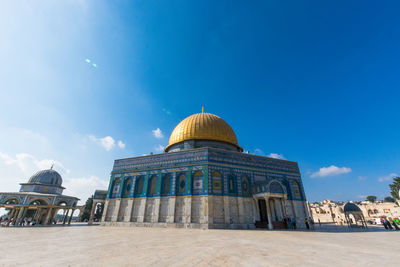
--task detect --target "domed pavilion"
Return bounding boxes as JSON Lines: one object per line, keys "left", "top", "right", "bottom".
{"left": 101, "top": 108, "right": 309, "bottom": 229}
{"left": 0, "top": 167, "right": 79, "bottom": 226}
{"left": 344, "top": 202, "right": 368, "bottom": 228}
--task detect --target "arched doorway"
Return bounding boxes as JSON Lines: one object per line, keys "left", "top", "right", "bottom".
{"left": 257, "top": 199, "right": 269, "bottom": 227}
{"left": 57, "top": 202, "right": 68, "bottom": 223}
{"left": 28, "top": 199, "right": 50, "bottom": 225}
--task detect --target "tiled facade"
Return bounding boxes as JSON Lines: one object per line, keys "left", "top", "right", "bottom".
{"left": 101, "top": 147, "right": 310, "bottom": 229}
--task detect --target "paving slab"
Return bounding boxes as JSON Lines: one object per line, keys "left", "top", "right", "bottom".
{"left": 0, "top": 224, "right": 399, "bottom": 266}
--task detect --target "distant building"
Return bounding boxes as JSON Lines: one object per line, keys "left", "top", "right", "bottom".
{"left": 88, "top": 190, "right": 107, "bottom": 224}
{"left": 101, "top": 109, "right": 310, "bottom": 229}
{"left": 0, "top": 168, "right": 79, "bottom": 226}
{"left": 308, "top": 199, "right": 400, "bottom": 224}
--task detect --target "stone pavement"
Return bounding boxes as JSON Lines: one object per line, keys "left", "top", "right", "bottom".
{"left": 0, "top": 224, "right": 399, "bottom": 266}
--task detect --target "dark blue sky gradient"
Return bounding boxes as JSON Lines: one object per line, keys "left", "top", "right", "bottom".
{"left": 1, "top": 1, "right": 400, "bottom": 202}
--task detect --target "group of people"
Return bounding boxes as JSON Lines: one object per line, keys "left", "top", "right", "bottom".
{"left": 282, "top": 217, "right": 315, "bottom": 230}
{"left": 0, "top": 216, "right": 38, "bottom": 227}
{"left": 381, "top": 217, "right": 400, "bottom": 231}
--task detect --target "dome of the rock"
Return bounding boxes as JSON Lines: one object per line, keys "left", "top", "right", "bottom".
{"left": 165, "top": 112, "right": 242, "bottom": 152}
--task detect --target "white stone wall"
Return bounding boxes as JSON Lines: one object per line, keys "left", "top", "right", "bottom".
{"left": 105, "top": 199, "right": 116, "bottom": 221}
{"left": 118, "top": 199, "right": 129, "bottom": 222}
{"left": 174, "top": 196, "right": 185, "bottom": 223}
{"left": 211, "top": 196, "right": 224, "bottom": 224}
{"left": 102, "top": 196, "right": 308, "bottom": 229}
{"left": 158, "top": 197, "right": 170, "bottom": 222}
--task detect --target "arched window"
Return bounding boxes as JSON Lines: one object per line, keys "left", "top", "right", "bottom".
{"left": 228, "top": 175, "right": 237, "bottom": 194}
{"left": 134, "top": 176, "right": 144, "bottom": 197}
{"left": 192, "top": 171, "right": 203, "bottom": 194}
{"left": 148, "top": 175, "right": 158, "bottom": 196}
{"left": 111, "top": 178, "right": 121, "bottom": 198}
{"left": 241, "top": 176, "right": 250, "bottom": 196}
{"left": 161, "top": 174, "right": 171, "bottom": 195}
{"left": 269, "top": 181, "right": 284, "bottom": 194}
{"left": 177, "top": 173, "right": 186, "bottom": 194}
{"left": 212, "top": 172, "right": 222, "bottom": 194}
{"left": 292, "top": 181, "right": 301, "bottom": 199}
{"left": 4, "top": 198, "right": 19, "bottom": 205}
{"left": 122, "top": 177, "right": 132, "bottom": 197}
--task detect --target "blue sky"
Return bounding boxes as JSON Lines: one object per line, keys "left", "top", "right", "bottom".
{"left": 1, "top": 0, "right": 399, "bottom": 203}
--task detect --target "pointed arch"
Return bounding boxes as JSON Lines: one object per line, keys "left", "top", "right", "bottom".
{"left": 161, "top": 174, "right": 172, "bottom": 196}
{"left": 192, "top": 171, "right": 203, "bottom": 194}
{"left": 134, "top": 176, "right": 144, "bottom": 197}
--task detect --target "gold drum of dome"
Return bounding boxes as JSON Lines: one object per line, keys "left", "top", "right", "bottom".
{"left": 165, "top": 112, "right": 242, "bottom": 152}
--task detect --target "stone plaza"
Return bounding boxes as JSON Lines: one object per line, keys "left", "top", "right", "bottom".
{"left": 0, "top": 224, "right": 399, "bottom": 266}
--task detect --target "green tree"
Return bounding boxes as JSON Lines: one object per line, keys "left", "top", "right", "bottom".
{"left": 366, "top": 196, "right": 377, "bottom": 203}
{"left": 80, "top": 196, "right": 93, "bottom": 221}
{"left": 384, "top": 196, "right": 395, "bottom": 203}
{"left": 389, "top": 177, "right": 400, "bottom": 200}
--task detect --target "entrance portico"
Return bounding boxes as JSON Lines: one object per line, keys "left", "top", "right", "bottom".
{"left": 253, "top": 192, "right": 288, "bottom": 230}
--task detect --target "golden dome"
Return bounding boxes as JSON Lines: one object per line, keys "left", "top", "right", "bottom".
{"left": 165, "top": 112, "right": 242, "bottom": 152}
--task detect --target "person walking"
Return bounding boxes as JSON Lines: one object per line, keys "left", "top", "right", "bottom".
{"left": 291, "top": 217, "right": 296, "bottom": 230}
{"left": 305, "top": 218, "right": 310, "bottom": 230}
{"left": 318, "top": 218, "right": 321, "bottom": 227}
{"left": 394, "top": 217, "right": 400, "bottom": 227}
{"left": 287, "top": 218, "right": 292, "bottom": 230}
{"left": 386, "top": 219, "right": 394, "bottom": 230}
{"left": 392, "top": 220, "right": 399, "bottom": 230}
{"left": 381, "top": 218, "right": 388, "bottom": 230}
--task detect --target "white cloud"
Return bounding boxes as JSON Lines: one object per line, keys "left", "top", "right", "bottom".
{"left": 63, "top": 176, "right": 109, "bottom": 202}
{"left": 254, "top": 148, "right": 265, "bottom": 156}
{"left": 357, "top": 195, "right": 367, "bottom": 200}
{"left": 358, "top": 176, "right": 367, "bottom": 181}
{"left": 310, "top": 165, "right": 352, "bottom": 178}
{"left": 152, "top": 128, "right": 164, "bottom": 139}
{"left": 268, "top": 153, "right": 285, "bottom": 160}
{"left": 0, "top": 152, "right": 69, "bottom": 176}
{"left": 89, "top": 135, "right": 125, "bottom": 151}
{"left": 378, "top": 173, "right": 398, "bottom": 183}
{"left": 117, "top": 140, "right": 126, "bottom": 149}
{"left": 155, "top": 145, "right": 165, "bottom": 152}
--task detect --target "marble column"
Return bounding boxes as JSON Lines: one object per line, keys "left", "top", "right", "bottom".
{"left": 88, "top": 202, "right": 97, "bottom": 225}
{"left": 111, "top": 199, "right": 121, "bottom": 222}
{"left": 290, "top": 200, "right": 297, "bottom": 220}
{"left": 101, "top": 200, "right": 109, "bottom": 222}
{"left": 34, "top": 208, "right": 42, "bottom": 225}
{"left": 16, "top": 208, "right": 25, "bottom": 226}
{"left": 237, "top": 197, "right": 245, "bottom": 224}
{"left": 166, "top": 197, "right": 176, "bottom": 223}
{"left": 264, "top": 197, "right": 273, "bottom": 230}
{"left": 281, "top": 197, "right": 288, "bottom": 218}
{"left": 44, "top": 208, "right": 53, "bottom": 225}
{"left": 68, "top": 209, "right": 74, "bottom": 225}
{"left": 253, "top": 198, "right": 260, "bottom": 222}
{"left": 223, "top": 196, "right": 230, "bottom": 225}
{"left": 63, "top": 209, "right": 70, "bottom": 225}
{"left": 152, "top": 197, "right": 161, "bottom": 223}
{"left": 60, "top": 209, "right": 67, "bottom": 223}
{"left": 124, "top": 199, "right": 134, "bottom": 222}
{"left": 184, "top": 196, "right": 191, "bottom": 224}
